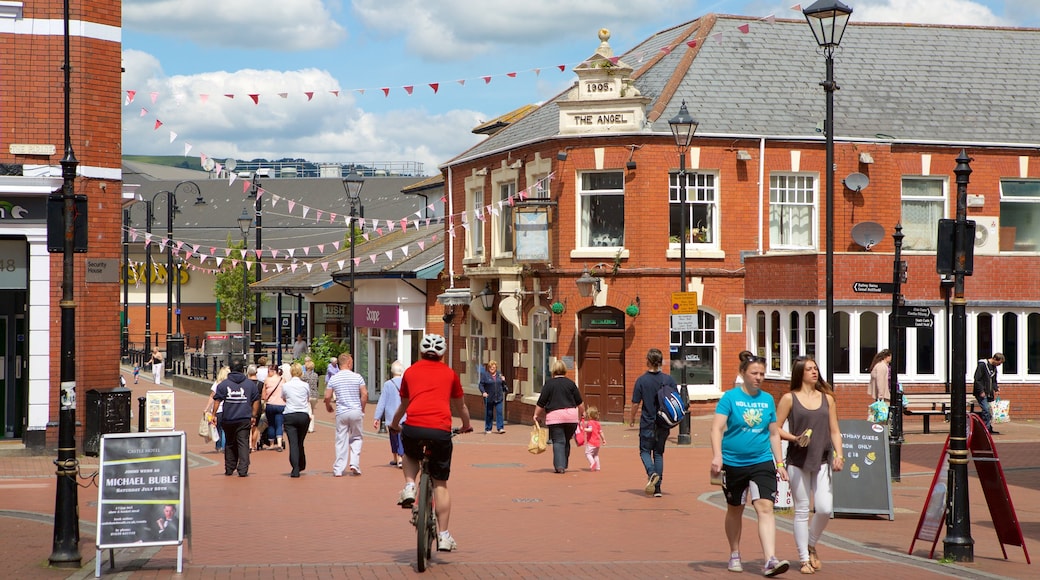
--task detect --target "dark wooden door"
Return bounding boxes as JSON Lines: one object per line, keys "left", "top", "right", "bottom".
{"left": 579, "top": 332, "right": 626, "bottom": 421}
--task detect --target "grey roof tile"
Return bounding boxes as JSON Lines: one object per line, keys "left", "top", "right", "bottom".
{"left": 454, "top": 15, "right": 1040, "bottom": 164}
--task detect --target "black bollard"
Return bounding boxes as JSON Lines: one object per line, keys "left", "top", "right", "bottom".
{"left": 138, "top": 396, "right": 146, "bottom": 433}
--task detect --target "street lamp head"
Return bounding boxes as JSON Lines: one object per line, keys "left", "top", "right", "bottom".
{"left": 343, "top": 172, "right": 365, "bottom": 202}
{"left": 237, "top": 207, "right": 252, "bottom": 236}
{"left": 575, "top": 267, "right": 602, "bottom": 298}
{"left": 475, "top": 283, "right": 495, "bottom": 311}
{"left": 668, "top": 101, "right": 699, "bottom": 151}
{"left": 803, "top": 0, "right": 853, "bottom": 49}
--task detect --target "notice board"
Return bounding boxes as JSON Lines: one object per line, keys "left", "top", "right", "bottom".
{"left": 146, "top": 390, "right": 176, "bottom": 431}
{"left": 833, "top": 420, "right": 894, "bottom": 519}
{"left": 95, "top": 431, "right": 188, "bottom": 548}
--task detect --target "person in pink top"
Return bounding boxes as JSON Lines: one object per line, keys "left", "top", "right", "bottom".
{"left": 583, "top": 406, "right": 605, "bottom": 471}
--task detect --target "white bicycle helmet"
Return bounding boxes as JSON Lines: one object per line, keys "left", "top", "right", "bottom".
{"left": 419, "top": 333, "right": 447, "bottom": 356}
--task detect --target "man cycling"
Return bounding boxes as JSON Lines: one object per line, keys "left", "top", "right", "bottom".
{"left": 389, "top": 333, "right": 472, "bottom": 552}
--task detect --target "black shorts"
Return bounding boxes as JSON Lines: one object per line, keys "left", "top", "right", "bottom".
{"left": 401, "top": 424, "right": 454, "bottom": 482}
{"left": 722, "top": 460, "right": 779, "bottom": 506}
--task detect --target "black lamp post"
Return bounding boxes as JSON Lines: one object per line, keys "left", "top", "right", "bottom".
{"left": 153, "top": 181, "right": 200, "bottom": 363}
{"left": 122, "top": 208, "right": 131, "bottom": 358}
{"left": 238, "top": 208, "right": 253, "bottom": 357}
{"left": 50, "top": 0, "right": 80, "bottom": 566}
{"left": 144, "top": 199, "right": 154, "bottom": 355}
{"left": 343, "top": 172, "right": 364, "bottom": 355}
{"left": 804, "top": 0, "right": 852, "bottom": 387}
{"left": 944, "top": 150, "right": 974, "bottom": 562}
{"left": 247, "top": 171, "right": 267, "bottom": 359}
{"left": 669, "top": 100, "right": 698, "bottom": 446}
{"left": 888, "top": 224, "right": 905, "bottom": 481}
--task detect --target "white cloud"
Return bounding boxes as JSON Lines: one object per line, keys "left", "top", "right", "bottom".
{"left": 849, "top": 0, "right": 1008, "bottom": 26}
{"left": 122, "top": 50, "right": 484, "bottom": 172}
{"left": 123, "top": 0, "right": 347, "bottom": 51}
{"left": 351, "top": 0, "right": 696, "bottom": 60}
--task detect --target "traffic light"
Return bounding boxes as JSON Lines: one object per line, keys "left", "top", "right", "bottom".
{"left": 898, "top": 260, "right": 908, "bottom": 283}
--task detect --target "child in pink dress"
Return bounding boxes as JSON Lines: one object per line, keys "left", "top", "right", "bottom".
{"left": 584, "top": 406, "right": 605, "bottom": 471}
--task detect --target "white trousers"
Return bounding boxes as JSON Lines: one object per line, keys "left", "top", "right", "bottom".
{"left": 788, "top": 463, "right": 834, "bottom": 563}
{"left": 152, "top": 363, "right": 163, "bottom": 385}
{"left": 333, "top": 409, "right": 364, "bottom": 475}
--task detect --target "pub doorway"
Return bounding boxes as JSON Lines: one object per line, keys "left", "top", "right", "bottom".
{"left": 577, "top": 306, "right": 626, "bottom": 421}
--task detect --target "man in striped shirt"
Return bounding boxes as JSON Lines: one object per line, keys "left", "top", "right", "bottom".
{"left": 324, "top": 352, "right": 368, "bottom": 476}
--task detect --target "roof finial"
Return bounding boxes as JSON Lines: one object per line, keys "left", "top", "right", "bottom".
{"left": 596, "top": 28, "right": 613, "bottom": 58}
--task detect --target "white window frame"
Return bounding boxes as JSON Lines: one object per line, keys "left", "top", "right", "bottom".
{"left": 493, "top": 180, "right": 516, "bottom": 259}
{"left": 465, "top": 187, "right": 484, "bottom": 261}
{"left": 576, "top": 170, "right": 625, "bottom": 250}
{"left": 669, "top": 309, "right": 720, "bottom": 398}
{"left": 530, "top": 307, "right": 551, "bottom": 396}
{"left": 669, "top": 171, "right": 719, "bottom": 249}
{"left": 467, "top": 315, "right": 486, "bottom": 389}
{"left": 999, "top": 179, "right": 1040, "bottom": 252}
{"left": 901, "top": 177, "right": 947, "bottom": 251}
{"left": 768, "top": 173, "right": 817, "bottom": 250}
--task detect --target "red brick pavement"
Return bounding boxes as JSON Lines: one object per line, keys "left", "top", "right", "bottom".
{"left": 0, "top": 371, "right": 1037, "bottom": 579}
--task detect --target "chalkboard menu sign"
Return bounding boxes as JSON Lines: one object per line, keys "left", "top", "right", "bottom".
{"left": 96, "top": 432, "right": 188, "bottom": 548}
{"left": 833, "top": 420, "right": 894, "bottom": 520}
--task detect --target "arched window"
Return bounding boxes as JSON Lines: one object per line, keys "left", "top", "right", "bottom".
{"left": 670, "top": 310, "right": 718, "bottom": 389}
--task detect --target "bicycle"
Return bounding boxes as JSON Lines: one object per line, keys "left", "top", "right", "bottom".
{"left": 410, "top": 427, "right": 469, "bottom": 572}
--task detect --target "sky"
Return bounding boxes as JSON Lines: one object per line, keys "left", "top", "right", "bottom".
{"left": 121, "top": 0, "right": 1039, "bottom": 176}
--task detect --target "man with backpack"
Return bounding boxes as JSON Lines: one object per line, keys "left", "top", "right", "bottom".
{"left": 629, "top": 348, "right": 683, "bottom": 497}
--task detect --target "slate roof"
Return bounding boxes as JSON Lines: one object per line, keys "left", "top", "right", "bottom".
{"left": 449, "top": 14, "right": 1040, "bottom": 165}
{"left": 123, "top": 164, "right": 431, "bottom": 257}
{"left": 251, "top": 219, "right": 445, "bottom": 294}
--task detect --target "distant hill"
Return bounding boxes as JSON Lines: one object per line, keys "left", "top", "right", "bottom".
{"left": 123, "top": 155, "right": 203, "bottom": 171}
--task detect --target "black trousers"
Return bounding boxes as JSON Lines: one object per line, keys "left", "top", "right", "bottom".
{"left": 223, "top": 419, "right": 252, "bottom": 475}
{"left": 283, "top": 412, "right": 310, "bottom": 476}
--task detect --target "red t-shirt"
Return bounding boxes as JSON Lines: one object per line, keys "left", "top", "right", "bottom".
{"left": 400, "top": 359, "right": 463, "bottom": 431}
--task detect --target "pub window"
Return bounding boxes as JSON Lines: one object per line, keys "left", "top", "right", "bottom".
{"left": 1029, "top": 313, "right": 1040, "bottom": 375}
{"left": 495, "top": 181, "right": 516, "bottom": 257}
{"left": 578, "top": 171, "right": 625, "bottom": 248}
{"left": 859, "top": 312, "right": 879, "bottom": 373}
{"left": 669, "top": 311, "right": 718, "bottom": 387}
{"left": 1000, "top": 179, "right": 1040, "bottom": 252}
{"left": 769, "top": 173, "right": 816, "bottom": 249}
{"left": 901, "top": 177, "right": 946, "bottom": 251}
{"left": 1002, "top": 312, "right": 1019, "bottom": 374}
{"left": 669, "top": 171, "right": 718, "bottom": 247}
{"left": 466, "top": 187, "right": 484, "bottom": 260}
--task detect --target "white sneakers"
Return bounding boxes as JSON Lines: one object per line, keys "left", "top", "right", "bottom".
{"left": 437, "top": 532, "right": 457, "bottom": 552}
{"left": 398, "top": 484, "right": 416, "bottom": 508}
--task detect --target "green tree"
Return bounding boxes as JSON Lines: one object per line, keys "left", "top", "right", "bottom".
{"left": 212, "top": 237, "right": 254, "bottom": 329}
{"left": 308, "top": 334, "right": 348, "bottom": 376}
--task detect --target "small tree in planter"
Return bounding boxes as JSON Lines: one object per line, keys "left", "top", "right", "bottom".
{"left": 308, "top": 334, "right": 348, "bottom": 376}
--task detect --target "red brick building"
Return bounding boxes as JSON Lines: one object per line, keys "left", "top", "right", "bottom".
{"left": 436, "top": 15, "right": 1040, "bottom": 424}
{"left": 0, "top": 1, "right": 123, "bottom": 449}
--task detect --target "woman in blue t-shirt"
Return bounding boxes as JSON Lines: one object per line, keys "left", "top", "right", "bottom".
{"left": 710, "top": 351, "right": 790, "bottom": 578}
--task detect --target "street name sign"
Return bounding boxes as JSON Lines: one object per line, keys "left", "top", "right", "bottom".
{"left": 853, "top": 282, "right": 895, "bottom": 294}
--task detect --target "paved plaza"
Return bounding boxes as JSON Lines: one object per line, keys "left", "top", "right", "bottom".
{"left": 0, "top": 370, "right": 1036, "bottom": 579}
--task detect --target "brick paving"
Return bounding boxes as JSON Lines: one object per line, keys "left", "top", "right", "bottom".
{"left": 1, "top": 371, "right": 1037, "bottom": 578}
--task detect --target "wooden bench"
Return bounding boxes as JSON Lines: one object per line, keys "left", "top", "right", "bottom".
{"left": 901, "top": 393, "right": 978, "bottom": 434}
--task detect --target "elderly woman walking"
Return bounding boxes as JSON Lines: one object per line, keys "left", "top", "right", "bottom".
{"left": 533, "top": 360, "right": 584, "bottom": 474}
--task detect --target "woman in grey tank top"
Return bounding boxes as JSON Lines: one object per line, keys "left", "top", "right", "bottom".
{"left": 776, "top": 357, "right": 845, "bottom": 575}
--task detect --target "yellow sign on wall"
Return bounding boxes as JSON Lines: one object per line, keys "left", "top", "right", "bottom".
{"left": 671, "top": 292, "right": 699, "bottom": 315}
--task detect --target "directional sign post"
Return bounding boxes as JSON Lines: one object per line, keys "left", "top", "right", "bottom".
{"left": 895, "top": 305, "right": 934, "bottom": 328}
{"left": 853, "top": 281, "right": 896, "bottom": 294}
{"left": 671, "top": 292, "right": 698, "bottom": 331}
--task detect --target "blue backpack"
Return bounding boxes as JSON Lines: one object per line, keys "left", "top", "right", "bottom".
{"left": 655, "top": 377, "right": 687, "bottom": 429}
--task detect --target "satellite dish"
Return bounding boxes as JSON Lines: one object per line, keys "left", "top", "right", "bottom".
{"left": 844, "top": 172, "right": 870, "bottom": 192}
{"left": 851, "top": 222, "right": 885, "bottom": 250}
{"left": 225, "top": 158, "right": 237, "bottom": 171}
{"left": 201, "top": 158, "right": 216, "bottom": 172}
